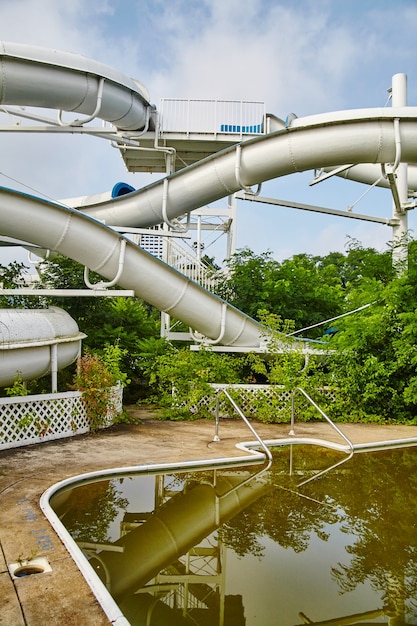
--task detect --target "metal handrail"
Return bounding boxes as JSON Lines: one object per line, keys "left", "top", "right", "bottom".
{"left": 290, "top": 387, "right": 354, "bottom": 451}
{"left": 214, "top": 388, "right": 273, "bottom": 463}
{"left": 166, "top": 238, "right": 219, "bottom": 291}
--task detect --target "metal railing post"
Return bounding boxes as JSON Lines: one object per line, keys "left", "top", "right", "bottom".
{"left": 289, "top": 390, "right": 296, "bottom": 436}
{"left": 213, "top": 388, "right": 272, "bottom": 464}
{"left": 292, "top": 387, "right": 353, "bottom": 451}
{"left": 213, "top": 390, "right": 221, "bottom": 442}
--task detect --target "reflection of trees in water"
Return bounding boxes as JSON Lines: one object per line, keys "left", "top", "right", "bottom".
{"left": 220, "top": 507, "right": 265, "bottom": 558}
{"left": 53, "top": 446, "right": 417, "bottom": 621}
{"left": 221, "top": 446, "right": 417, "bottom": 619}
{"left": 328, "top": 449, "right": 417, "bottom": 619}
{"left": 222, "top": 446, "right": 342, "bottom": 556}
{"left": 56, "top": 480, "right": 128, "bottom": 543}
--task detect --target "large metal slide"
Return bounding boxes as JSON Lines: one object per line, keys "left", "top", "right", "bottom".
{"left": 1, "top": 42, "right": 417, "bottom": 360}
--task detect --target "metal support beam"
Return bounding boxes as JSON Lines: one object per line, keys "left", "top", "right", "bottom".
{"left": 391, "top": 73, "right": 409, "bottom": 269}
{"left": 0, "top": 289, "right": 135, "bottom": 297}
{"left": 236, "top": 193, "right": 397, "bottom": 226}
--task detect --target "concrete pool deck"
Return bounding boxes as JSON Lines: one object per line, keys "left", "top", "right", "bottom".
{"left": 1, "top": 406, "right": 417, "bottom": 626}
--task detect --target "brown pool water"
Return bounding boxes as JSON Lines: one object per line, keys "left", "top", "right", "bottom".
{"left": 51, "top": 445, "right": 417, "bottom": 625}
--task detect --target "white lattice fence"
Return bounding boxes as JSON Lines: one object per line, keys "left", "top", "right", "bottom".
{"left": 0, "top": 384, "right": 123, "bottom": 450}
{"left": 210, "top": 384, "right": 292, "bottom": 418}
{"left": 183, "top": 384, "right": 336, "bottom": 419}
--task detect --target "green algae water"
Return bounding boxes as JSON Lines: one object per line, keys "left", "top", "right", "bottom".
{"left": 51, "top": 445, "right": 417, "bottom": 625}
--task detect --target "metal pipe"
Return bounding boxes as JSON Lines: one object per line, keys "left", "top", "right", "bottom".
{"left": 58, "top": 77, "right": 105, "bottom": 127}
{"left": 50, "top": 343, "right": 58, "bottom": 392}
{"left": 189, "top": 303, "right": 227, "bottom": 345}
{"left": 391, "top": 73, "right": 409, "bottom": 268}
{"left": 235, "top": 192, "right": 397, "bottom": 225}
{"left": 84, "top": 238, "right": 127, "bottom": 289}
{"left": 219, "top": 388, "right": 273, "bottom": 463}
{"left": 291, "top": 387, "right": 354, "bottom": 451}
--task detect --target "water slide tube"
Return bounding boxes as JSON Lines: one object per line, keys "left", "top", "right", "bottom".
{"left": 0, "top": 41, "right": 152, "bottom": 130}
{"left": 0, "top": 42, "right": 152, "bottom": 383}
{"left": 9, "top": 107, "right": 417, "bottom": 351}
{"left": 2, "top": 43, "right": 417, "bottom": 349}
{"left": 0, "top": 307, "right": 85, "bottom": 385}
{"left": 0, "top": 187, "right": 265, "bottom": 348}
{"left": 72, "top": 108, "right": 417, "bottom": 228}
{"left": 52, "top": 472, "right": 269, "bottom": 603}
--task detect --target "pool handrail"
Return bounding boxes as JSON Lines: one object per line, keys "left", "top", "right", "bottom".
{"left": 290, "top": 387, "right": 354, "bottom": 452}
{"left": 214, "top": 387, "right": 273, "bottom": 464}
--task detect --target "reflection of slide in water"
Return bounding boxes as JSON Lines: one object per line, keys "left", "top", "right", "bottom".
{"left": 1, "top": 43, "right": 417, "bottom": 368}
{"left": 53, "top": 471, "right": 269, "bottom": 604}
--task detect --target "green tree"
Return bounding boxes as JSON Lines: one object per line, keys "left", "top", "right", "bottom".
{"left": 40, "top": 255, "right": 120, "bottom": 347}
{"left": 269, "top": 252, "right": 344, "bottom": 335}
{"left": 217, "top": 248, "right": 345, "bottom": 338}
{"left": 320, "top": 237, "right": 394, "bottom": 289}
{"left": 327, "top": 242, "right": 417, "bottom": 422}
{"left": 143, "top": 346, "right": 246, "bottom": 419}
{"left": 0, "top": 261, "right": 44, "bottom": 308}
{"left": 217, "top": 248, "right": 279, "bottom": 318}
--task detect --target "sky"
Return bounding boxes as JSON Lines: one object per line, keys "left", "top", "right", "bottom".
{"left": 1, "top": 0, "right": 417, "bottom": 267}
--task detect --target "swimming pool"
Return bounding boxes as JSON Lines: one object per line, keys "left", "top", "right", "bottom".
{"left": 44, "top": 444, "right": 417, "bottom": 625}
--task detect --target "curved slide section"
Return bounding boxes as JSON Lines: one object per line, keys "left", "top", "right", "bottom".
{"left": 67, "top": 163, "right": 417, "bottom": 210}
{"left": 73, "top": 107, "right": 417, "bottom": 228}
{"left": 0, "top": 307, "right": 85, "bottom": 385}
{"left": 0, "top": 41, "right": 152, "bottom": 131}
{"left": 0, "top": 188, "right": 264, "bottom": 349}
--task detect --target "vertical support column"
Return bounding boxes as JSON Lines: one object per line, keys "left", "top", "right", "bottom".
{"left": 391, "top": 73, "right": 409, "bottom": 270}
{"left": 213, "top": 391, "right": 221, "bottom": 442}
{"left": 196, "top": 214, "right": 202, "bottom": 263}
{"left": 289, "top": 389, "right": 296, "bottom": 436}
{"left": 226, "top": 194, "right": 237, "bottom": 259}
{"left": 50, "top": 343, "right": 58, "bottom": 393}
{"left": 160, "top": 222, "right": 171, "bottom": 339}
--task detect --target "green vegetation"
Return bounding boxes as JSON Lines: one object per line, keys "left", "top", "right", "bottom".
{"left": 328, "top": 240, "right": 417, "bottom": 423}
{"left": 72, "top": 349, "right": 123, "bottom": 432}
{"left": 4, "top": 373, "right": 29, "bottom": 397}
{"left": 1, "top": 237, "right": 417, "bottom": 424}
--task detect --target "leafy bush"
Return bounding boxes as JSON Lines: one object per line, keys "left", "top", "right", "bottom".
{"left": 4, "top": 373, "right": 29, "bottom": 397}
{"left": 142, "top": 346, "right": 246, "bottom": 420}
{"left": 72, "top": 346, "right": 128, "bottom": 431}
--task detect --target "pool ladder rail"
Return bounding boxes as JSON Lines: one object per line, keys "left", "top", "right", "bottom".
{"left": 213, "top": 386, "right": 354, "bottom": 462}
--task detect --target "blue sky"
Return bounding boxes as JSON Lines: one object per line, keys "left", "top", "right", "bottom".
{"left": 1, "top": 0, "right": 417, "bottom": 265}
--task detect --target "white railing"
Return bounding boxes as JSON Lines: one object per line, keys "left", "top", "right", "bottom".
{"left": 214, "top": 387, "right": 273, "bottom": 462}
{"left": 166, "top": 239, "right": 222, "bottom": 292}
{"left": 158, "top": 99, "right": 265, "bottom": 137}
{"left": 0, "top": 384, "right": 123, "bottom": 450}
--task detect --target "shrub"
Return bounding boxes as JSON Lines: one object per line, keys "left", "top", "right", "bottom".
{"left": 73, "top": 349, "right": 123, "bottom": 432}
